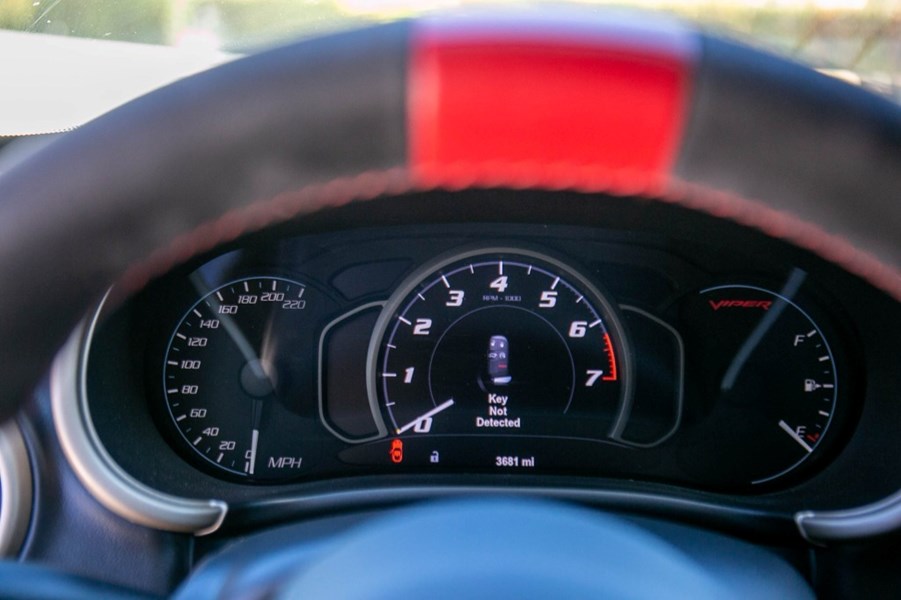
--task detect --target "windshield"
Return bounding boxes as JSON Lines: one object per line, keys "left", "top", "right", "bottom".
{"left": 1, "top": 0, "right": 899, "bottom": 135}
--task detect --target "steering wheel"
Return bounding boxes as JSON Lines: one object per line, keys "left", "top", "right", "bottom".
{"left": 0, "top": 8, "right": 898, "bottom": 598}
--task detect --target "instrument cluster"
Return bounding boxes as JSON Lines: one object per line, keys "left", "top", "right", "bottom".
{"left": 83, "top": 212, "right": 857, "bottom": 496}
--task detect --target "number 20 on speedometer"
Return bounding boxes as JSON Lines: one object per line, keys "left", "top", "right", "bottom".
{"left": 368, "top": 248, "right": 632, "bottom": 443}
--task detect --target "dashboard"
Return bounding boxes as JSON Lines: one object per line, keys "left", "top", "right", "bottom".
{"left": 1, "top": 9, "right": 900, "bottom": 598}
{"left": 69, "top": 189, "right": 901, "bottom": 536}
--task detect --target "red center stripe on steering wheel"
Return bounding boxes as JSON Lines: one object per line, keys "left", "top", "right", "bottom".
{"left": 408, "top": 15, "right": 696, "bottom": 193}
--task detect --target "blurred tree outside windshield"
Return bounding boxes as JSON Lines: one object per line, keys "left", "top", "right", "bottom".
{"left": 1, "top": 0, "right": 899, "bottom": 102}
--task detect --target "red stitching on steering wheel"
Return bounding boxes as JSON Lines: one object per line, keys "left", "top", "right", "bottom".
{"left": 115, "top": 167, "right": 901, "bottom": 306}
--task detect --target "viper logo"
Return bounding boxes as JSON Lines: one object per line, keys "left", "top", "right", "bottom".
{"left": 708, "top": 299, "right": 773, "bottom": 311}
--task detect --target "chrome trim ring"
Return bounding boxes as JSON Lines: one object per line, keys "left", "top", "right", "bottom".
{"left": 51, "top": 297, "right": 227, "bottom": 535}
{"left": 0, "top": 420, "right": 32, "bottom": 556}
{"left": 796, "top": 490, "right": 901, "bottom": 544}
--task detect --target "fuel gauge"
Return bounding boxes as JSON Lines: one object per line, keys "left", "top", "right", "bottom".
{"left": 678, "top": 282, "right": 841, "bottom": 485}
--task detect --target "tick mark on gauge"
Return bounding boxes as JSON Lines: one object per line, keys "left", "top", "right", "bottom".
{"left": 193, "top": 437, "right": 202, "bottom": 446}
{"left": 398, "top": 316, "right": 411, "bottom": 325}
{"left": 499, "top": 261, "right": 504, "bottom": 275}
{"left": 417, "top": 293, "right": 426, "bottom": 301}
{"left": 176, "top": 333, "right": 186, "bottom": 340}
{"left": 589, "top": 319, "right": 602, "bottom": 328}
{"left": 807, "top": 330, "right": 817, "bottom": 337}
{"left": 527, "top": 265, "right": 533, "bottom": 275}
{"left": 244, "top": 281, "right": 249, "bottom": 292}
{"left": 819, "top": 410, "right": 830, "bottom": 416}
{"left": 382, "top": 373, "right": 397, "bottom": 378}
{"left": 167, "top": 388, "right": 179, "bottom": 394}
{"left": 167, "top": 360, "right": 178, "bottom": 366}
{"left": 551, "top": 277, "right": 560, "bottom": 290}
{"left": 576, "top": 295, "right": 584, "bottom": 303}
{"left": 193, "top": 309, "right": 202, "bottom": 318}
{"left": 818, "top": 356, "right": 830, "bottom": 362}
{"left": 176, "top": 415, "right": 186, "bottom": 422}
{"left": 387, "top": 344, "right": 396, "bottom": 349}
{"left": 469, "top": 264, "right": 475, "bottom": 274}
{"left": 441, "top": 275, "right": 450, "bottom": 288}
{"left": 216, "top": 291, "right": 224, "bottom": 301}
{"left": 217, "top": 453, "right": 224, "bottom": 463}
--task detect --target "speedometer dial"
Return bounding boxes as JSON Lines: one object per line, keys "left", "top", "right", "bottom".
{"left": 368, "top": 248, "right": 631, "bottom": 447}
{"left": 163, "top": 277, "right": 321, "bottom": 481}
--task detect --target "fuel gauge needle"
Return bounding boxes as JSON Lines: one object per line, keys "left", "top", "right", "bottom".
{"left": 779, "top": 420, "right": 813, "bottom": 453}
{"left": 396, "top": 399, "right": 454, "bottom": 435}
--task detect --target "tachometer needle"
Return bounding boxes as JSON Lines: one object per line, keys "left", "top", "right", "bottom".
{"left": 396, "top": 399, "right": 455, "bottom": 435}
{"left": 248, "top": 428, "right": 259, "bottom": 475}
{"left": 778, "top": 420, "right": 813, "bottom": 453}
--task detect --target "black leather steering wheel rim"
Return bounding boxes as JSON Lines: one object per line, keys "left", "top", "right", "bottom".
{"left": 0, "top": 9, "right": 898, "bottom": 426}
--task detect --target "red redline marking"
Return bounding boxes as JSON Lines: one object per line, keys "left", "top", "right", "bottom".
{"left": 602, "top": 332, "right": 618, "bottom": 381}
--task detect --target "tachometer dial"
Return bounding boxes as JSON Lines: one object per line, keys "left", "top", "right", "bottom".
{"left": 163, "top": 277, "right": 320, "bottom": 480}
{"left": 368, "top": 248, "right": 631, "bottom": 449}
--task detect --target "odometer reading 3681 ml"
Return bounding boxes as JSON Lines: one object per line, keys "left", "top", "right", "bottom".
{"left": 368, "top": 248, "right": 632, "bottom": 459}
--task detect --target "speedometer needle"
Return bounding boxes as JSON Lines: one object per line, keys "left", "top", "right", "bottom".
{"left": 249, "top": 428, "right": 259, "bottom": 475}
{"left": 396, "top": 399, "right": 455, "bottom": 435}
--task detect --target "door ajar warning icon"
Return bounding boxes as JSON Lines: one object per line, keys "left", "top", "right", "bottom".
{"left": 488, "top": 335, "right": 512, "bottom": 385}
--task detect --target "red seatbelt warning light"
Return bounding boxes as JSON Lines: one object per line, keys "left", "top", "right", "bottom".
{"left": 390, "top": 438, "right": 404, "bottom": 463}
